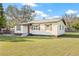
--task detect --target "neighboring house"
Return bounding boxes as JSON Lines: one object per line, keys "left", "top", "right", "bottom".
{"left": 14, "top": 18, "right": 66, "bottom": 37}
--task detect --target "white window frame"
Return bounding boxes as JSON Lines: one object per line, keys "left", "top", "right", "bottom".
{"left": 32, "top": 24, "right": 40, "bottom": 30}
{"left": 16, "top": 25, "right": 21, "bottom": 31}
{"left": 60, "top": 25, "right": 64, "bottom": 30}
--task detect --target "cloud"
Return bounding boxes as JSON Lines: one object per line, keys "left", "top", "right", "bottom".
{"left": 35, "top": 10, "right": 49, "bottom": 17}
{"left": 65, "top": 9, "right": 78, "bottom": 14}
{"left": 46, "top": 16, "right": 61, "bottom": 19}
{"left": 76, "top": 14, "right": 79, "bottom": 17}
{"left": 34, "top": 10, "right": 61, "bottom": 20}
{"left": 48, "top": 9, "right": 52, "bottom": 12}
{"left": 22, "top": 3, "right": 38, "bottom": 7}
{"left": 52, "top": 16, "right": 61, "bottom": 18}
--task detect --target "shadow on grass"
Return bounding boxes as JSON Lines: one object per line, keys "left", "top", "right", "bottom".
{"left": 0, "top": 36, "right": 33, "bottom": 42}
{"left": 28, "top": 32, "right": 79, "bottom": 39}
{"left": 0, "top": 32, "right": 79, "bottom": 42}
{"left": 26, "top": 35, "right": 55, "bottom": 39}
{"left": 59, "top": 32, "right": 79, "bottom": 38}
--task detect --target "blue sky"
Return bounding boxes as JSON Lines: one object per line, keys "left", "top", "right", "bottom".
{"left": 3, "top": 3, "right": 79, "bottom": 19}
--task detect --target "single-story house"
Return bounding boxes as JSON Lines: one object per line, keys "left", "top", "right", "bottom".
{"left": 14, "top": 18, "right": 66, "bottom": 37}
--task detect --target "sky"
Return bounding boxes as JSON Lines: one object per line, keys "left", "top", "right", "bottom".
{"left": 3, "top": 3, "right": 79, "bottom": 19}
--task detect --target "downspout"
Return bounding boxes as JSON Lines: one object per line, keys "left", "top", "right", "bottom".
{"left": 27, "top": 23, "right": 32, "bottom": 35}
{"left": 27, "top": 24, "right": 30, "bottom": 35}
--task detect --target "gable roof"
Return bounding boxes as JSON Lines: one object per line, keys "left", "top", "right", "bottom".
{"left": 61, "top": 18, "right": 66, "bottom": 25}
{"left": 20, "top": 18, "right": 66, "bottom": 25}
{"left": 28, "top": 18, "right": 61, "bottom": 23}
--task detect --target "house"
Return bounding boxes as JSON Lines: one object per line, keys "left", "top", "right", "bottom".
{"left": 14, "top": 18, "right": 66, "bottom": 37}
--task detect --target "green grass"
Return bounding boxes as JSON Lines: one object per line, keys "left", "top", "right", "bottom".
{"left": 0, "top": 32, "right": 79, "bottom": 56}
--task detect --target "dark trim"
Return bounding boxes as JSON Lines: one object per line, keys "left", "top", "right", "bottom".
{"left": 61, "top": 18, "right": 66, "bottom": 25}
{"left": 27, "top": 24, "right": 30, "bottom": 35}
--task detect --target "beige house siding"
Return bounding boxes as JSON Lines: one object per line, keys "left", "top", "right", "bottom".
{"left": 14, "top": 19, "right": 65, "bottom": 36}
{"left": 30, "top": 23, "right": 56, "bottom": 35}
{"left": 14, "top": 26, "right": 23, "bottom": 33}
{"left": 56, "top": 21, "right": 65, "bottom": 35}
{"left": 14, "top": 25, "right": 28, "bottom": 36}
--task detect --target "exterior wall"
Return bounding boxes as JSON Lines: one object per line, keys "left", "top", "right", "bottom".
{"left": 52, "top": 24, "right": 58, "bottom": 35}
{"left": 30, "top": 23, "right": 57, "bottom": 35}
{"left": 14, "top": 26, "right": 23, "bottom": 33}
{"left": 14, "top": 21, "right": 65, "bottom": 36}
{"left": 30, "top": 24, "right": 52, "bottom": 35}
{"left": 56, "top": 21, "right": 65, "bottom": 36}
{"left": 22, "top": 25, "right": 28, "bottom": 36}
{"left": 14, "top": 25, "right": 28, "bottom": 36}
{"left": 30, "top": 21, "right": 65, "bottom": 36}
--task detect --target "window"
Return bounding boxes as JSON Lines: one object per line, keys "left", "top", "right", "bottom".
{"left": 60, "top": 25, "right": 62, "bottom": 30}
{"left": 45, "top": 24, "right": 52, "bottom": 31}
{"left": 60, "top": 25, "right": 64, "bottom": 30}
{"left": 62, "top": 25, "right": 64, "bottom": 30}
{"left": 16, "top": 25, "right": 21, "bottom": 31}
{"left": 32, "top": 24, "right": 40, "bottom": 30}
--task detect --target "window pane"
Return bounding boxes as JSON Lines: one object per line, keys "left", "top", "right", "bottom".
{"left": 32, "top": 24, "right": 40, "bottom": 30}
{"left": 16, "top": 25, "right": 21, "bottom": 31}
{"left": 62, "top": 25, "right": 64, "bottom": 30}
{"left": 60, "top": 25, "right": 61, "bottom": 30}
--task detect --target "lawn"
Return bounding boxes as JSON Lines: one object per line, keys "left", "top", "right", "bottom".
{"left": 0, "top": 32, "right": 79, "bottom": 56}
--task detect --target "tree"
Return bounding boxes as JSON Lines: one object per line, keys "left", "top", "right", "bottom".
{"left": 5, "top": 5, "right": 35, "bottom": 27}
{"left": 21, "top": 5, "right": 35, "bottom": 22}
{"left": 71, "top": 18, "right": 79, "bottom": 30}
{"left": 0, "top": 3, "right": 6, "bottom": 29}
{"left": 63, "top": 12, "right": 77, "bottom": 31}
{"left": 63, "top": 13, "right": 76, "bottom": 25}
{"left": 6, "top": 20, "right": 16, "bottom": 28}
